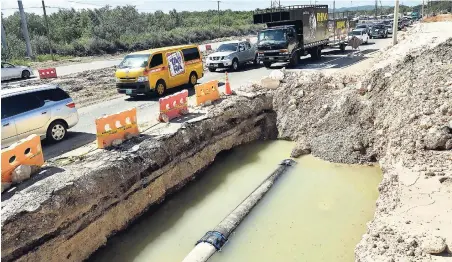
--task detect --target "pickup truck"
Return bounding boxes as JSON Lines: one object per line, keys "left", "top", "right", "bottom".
{"left": 205, "top": 40, "right": 258, "bottom": 72}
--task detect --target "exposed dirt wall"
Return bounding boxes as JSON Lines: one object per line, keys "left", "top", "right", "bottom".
{"left": 1, "top": 93, "right": 276, "bottom": 262}
{"left": 270, "top": 22, "right": 452, "bottom": 261}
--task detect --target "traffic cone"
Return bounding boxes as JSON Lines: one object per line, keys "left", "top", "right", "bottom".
{"left": 225, "top": 71, "right": 232, "bottom": 95}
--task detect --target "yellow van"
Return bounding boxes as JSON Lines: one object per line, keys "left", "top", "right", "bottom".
{"left": 115, "top": 45, "right": 203, "bottom": 97}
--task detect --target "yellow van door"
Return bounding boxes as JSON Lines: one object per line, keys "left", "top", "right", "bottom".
{"left": 165, "top": 50, "right": 187, "bottom": 88}
{"left": 182, "top": 47, "right": 203, "bottom": 85}
{"left": 148, "top": 53, "right": 168, "bottom": 95}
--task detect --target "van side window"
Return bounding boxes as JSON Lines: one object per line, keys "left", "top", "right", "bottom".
{"left": 149, "top": 53, "right": 163, "bottom": 68}
{"left": 182, "top": 48, "right": 200, "bottom": 61}
{"left": 245, "top": 42, "right": 251, "bottom": 49}
{"left": 36, "top": 88, "right": 70, "bottom": 102}
{"left": 1, "top": 93, "right": 43, "bottom": 118}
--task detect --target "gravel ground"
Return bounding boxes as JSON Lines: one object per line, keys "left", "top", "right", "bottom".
{"left": 2, "top": 67, "right": 118, "bottom": 108}
{"left": 252, "top": 21, "right": 452, "bottom": 261}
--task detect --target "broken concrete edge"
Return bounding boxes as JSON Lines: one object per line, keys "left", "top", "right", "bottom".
{"left": 0, "top": 91, "right": 277, "bottom": 262}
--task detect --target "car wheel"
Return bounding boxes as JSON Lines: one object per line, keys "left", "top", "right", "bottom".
{"left": 46, "top": 120, "right": 67, "bottom": 143}
{"left": 21, "top": 70, "right": 31, "bottom": 79}
{"left": 189, "top": 72, "right": 197, "bottom": 87}
{"left": 208, "top": 68, "right": 216, "bottom": 72}
{"left": 231, "top": 59, "right": 239, "bottom": 71}
{"left": 263, "top": 61, "right": 272, "bottom": 68}
{"left": 156, "top": 80, "right": 166, "bottom": 97}
{"left": 253, "top": 54, "right": 259, "bottom": 65}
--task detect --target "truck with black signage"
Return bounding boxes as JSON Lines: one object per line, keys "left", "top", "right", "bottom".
{"left": 253, "top": 5, "right": 330, "bottom": 68}
{"left": 327, "top": 14, "right": 356, "bottom": 51}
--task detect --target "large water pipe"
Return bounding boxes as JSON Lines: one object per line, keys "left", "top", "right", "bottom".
{"left": 182, "top": 159, "right": 296, "bottom": 262}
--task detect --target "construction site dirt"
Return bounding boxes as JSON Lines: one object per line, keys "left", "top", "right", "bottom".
{"left": 1, "top": 22, "right": 451, "bottom": 262}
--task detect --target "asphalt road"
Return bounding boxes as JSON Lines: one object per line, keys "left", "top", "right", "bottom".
{"left": 42, "top": 38, "right": 392, "bottom": 159}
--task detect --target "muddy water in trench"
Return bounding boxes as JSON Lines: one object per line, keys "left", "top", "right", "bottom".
{"left": 90, "top": 141, "right": 382, "bottom": 262}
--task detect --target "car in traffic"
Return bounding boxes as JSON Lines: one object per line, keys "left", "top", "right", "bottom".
{"left": 1, "top": 61, "right": 34, "bottom": 81}
{"left": 205, "top": 40, "right": 257, "bottom": 72}
{"left": 349, "top": 29, "right": 369, "bottom": 44}
{"left": 115, "top": 45, "right": 204, "bottom": 97}
{"left": 386, "top": 24, "right": 393, "bottom": 34}
{"left": 371, "top": 24, "right": 388, "bottom": 38}
{"left": 1, "top": 85, "right": 79, "bottom": 149}
{"left": 355, "top": 24, "right": 371, "bottom": 36}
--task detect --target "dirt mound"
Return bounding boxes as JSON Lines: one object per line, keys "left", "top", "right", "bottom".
{"left": 271, "top": 21, "right": 452, "bottom": 261}
{"left": 422, "top": 14, "right": 452, "bottom": 23}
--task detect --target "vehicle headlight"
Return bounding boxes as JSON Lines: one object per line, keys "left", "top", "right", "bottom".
{"left": 279, "top": 49, "right": 289, "bottom": 55}
{"left": 137, "top": 76, "right": 148, "bottom": 82}
{"left": 223, "top": 55, "right": 231, "bottom": 60}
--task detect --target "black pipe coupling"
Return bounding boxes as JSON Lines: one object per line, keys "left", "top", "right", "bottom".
{"left": 196, "top": 231, "right": 228, "bottom": 251}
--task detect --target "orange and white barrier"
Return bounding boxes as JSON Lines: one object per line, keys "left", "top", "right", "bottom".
{"left": 95, "top": 108, "right": 139, "bottom": 149}
{"left": 38, "top": 68, "right": 57, "bottom": 79}
{"left": 195, "top": 80, "right": 220, "bottom": 106}
{"left": 1, "top": 134, "right": 44, "bottom": 185}
{"left": 158, "top": 90, "right": 189, "bottom": 123}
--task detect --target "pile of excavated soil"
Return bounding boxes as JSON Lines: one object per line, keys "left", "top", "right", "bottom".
{"left": 264, "top": 21, "right": 452, "bottom": 261}
{"left": 2, "top": 67, "right": 119, "bottom": 108}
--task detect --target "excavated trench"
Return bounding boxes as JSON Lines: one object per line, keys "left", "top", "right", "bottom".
{"left": 1, "top": 93, "right": 279, "bottom": 262}
{"left": 2, "top": 22, "right": 452, "bottom": 262}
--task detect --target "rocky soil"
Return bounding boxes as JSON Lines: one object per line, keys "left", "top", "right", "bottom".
{"left": 261, "top": 22, "right": 452, "bottom": 261}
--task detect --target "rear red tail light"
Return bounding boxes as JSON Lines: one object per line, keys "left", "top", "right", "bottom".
{"left": 66, "top": 102, "right": 76, "bottom": 108}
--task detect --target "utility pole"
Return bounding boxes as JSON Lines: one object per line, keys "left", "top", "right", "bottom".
{"left": 392, "top": 0, "right": 399, "bottom": 45}
{"left": 18, "top": 0, "right": 33, "bottom": 58}
{"left": 375, "top": 0, "right": 378, "bottom": 18}
{"left": 421, "top": 0, "right": 424, "bottom": 18}
{"left": 217, "top": 1, "right": 220, "bottom": 31}
{"left": 42, "top": 0, "right": 54, "bottom": 60}
{"left": 1, "top": 13, "right": 7, "bottom": 51}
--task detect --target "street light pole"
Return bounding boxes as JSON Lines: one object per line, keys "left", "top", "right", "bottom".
{"left": 392, "top": 0, "right": 399, "bottom": 46}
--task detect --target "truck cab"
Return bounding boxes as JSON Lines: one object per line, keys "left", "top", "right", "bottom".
{"left": 257, "top": 26, "right": 298, "bottom": 68}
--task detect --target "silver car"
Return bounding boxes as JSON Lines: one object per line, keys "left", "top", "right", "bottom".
{"left": 206, "top": 40, "right": 258, "bottom": 72}
{"left": 1, "top": 61, "right": 34, "bottom": 80}
{"left": 1, "top": 85, "right": 79, "bottom": 148}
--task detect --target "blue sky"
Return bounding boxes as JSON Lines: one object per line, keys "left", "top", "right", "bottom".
{"left": 1, "top": 0, "right": 424, "bottom": 17}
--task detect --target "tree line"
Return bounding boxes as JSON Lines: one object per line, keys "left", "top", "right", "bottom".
{"left": 1, "top": 6, "right": 262, "bottom": 60}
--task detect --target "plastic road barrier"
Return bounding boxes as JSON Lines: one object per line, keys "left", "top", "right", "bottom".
{"left": 95, "top": 108, "right": 139, "bottom": 148}
{"left": 1, "top": 134, "right": 44, "bottom": 185}
{"left": 195, "top": 80, "right": 220, "bottom": 106}
{"left": 158, "top": 89, "right": 189, "bottom": 123}
{"left": 38, "top": 68, "right": 57, "bottom": 79}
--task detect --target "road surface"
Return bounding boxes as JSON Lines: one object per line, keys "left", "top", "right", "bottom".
{"left": 42, "top": 38, "right": 391, "bottom": 159}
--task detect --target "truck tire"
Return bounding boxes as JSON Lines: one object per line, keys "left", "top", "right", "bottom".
{"left": 339, "top": 43, "right": 346, "bottom": 52}
{"left": 289, "top": 51, "right": 299, "bottom": 67}
{"left": 208, "top": 68, "right": 216, "bottom": 72}
{"left": 310, "top": 47, "right": 322, "bottom": 60}
{"left": 263, "top": 61, "right": 272, "bottom": 68}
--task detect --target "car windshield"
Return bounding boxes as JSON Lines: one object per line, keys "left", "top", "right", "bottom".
{"left": 356, "top": 25, "right": 367, "bottom": 29}
{"left": 374, "top": 25, "right": 385, "bottom": 29}
{"left": 118, "top": 54, "right": 150, "bottom": 69}
{"left": 351, "top": 31, "right": 362, "bottom": 36}
{"left": 258, "top": 29, "right": 286, "bottom": 42}
{"left": 217, "top": 43, "right": 238, "bottom": 52}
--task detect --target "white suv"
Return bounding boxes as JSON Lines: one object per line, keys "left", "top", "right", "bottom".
{"left": 1, "top": 85, "right": 79, "bottom": 148}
